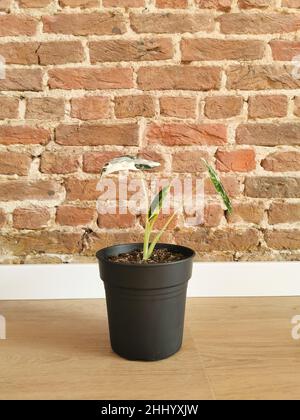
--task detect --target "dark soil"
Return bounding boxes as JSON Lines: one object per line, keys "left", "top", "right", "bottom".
{"left": 108, "top": 249, "right": 185, "bottom": 264}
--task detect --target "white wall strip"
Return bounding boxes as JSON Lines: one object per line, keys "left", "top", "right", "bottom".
{"left": 0, "top": 262, "right": 299, "bottom": 300}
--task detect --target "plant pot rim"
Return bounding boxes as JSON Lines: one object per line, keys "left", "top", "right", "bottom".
{"left": 96, "top": 242, "right": 195, "bottom": 268}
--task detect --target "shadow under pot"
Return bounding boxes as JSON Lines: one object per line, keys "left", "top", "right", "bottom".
{"left": 96, "top": 243, "right": 195, "bottom": 362}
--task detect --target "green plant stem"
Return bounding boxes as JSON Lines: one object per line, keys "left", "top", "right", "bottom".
{"left": 146, "top": 213, "right": 177, "bottom": 260}
{"left": 143, "top": 219, "right": 152, "bottom": 260}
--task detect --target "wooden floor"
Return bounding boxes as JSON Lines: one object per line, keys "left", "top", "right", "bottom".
{"left": 0, "top": 297, "right": 300, "bottom": 400}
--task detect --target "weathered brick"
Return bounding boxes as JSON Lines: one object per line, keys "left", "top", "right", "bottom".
{"left": 245, "top": 177, "right": 300, "bottom": 198}
{"left": 172, "top": 151, "right": 208, "bottom": 172}
{"left": 205, "top": 175, "right": 243, "bottom": 197}
{"left": 282, "top": 0, "right": 300, "bottom": 7}
{"left": 205, "top": 96, "right": 243, "bottom": 119}
{"left": 160, "top": 97, "right": 196, "bottom": 119}
{"left": 71, "top": 97, "right": 111, "bottom": 120}
{"left": 48, "top": 68, "right": 133, "bottom": 90}
{"left": 0, "top": 209, "right": 6, "bottom": 227}
{"left": 0, "top": 126, "right": 50, "bottom": 145}
{"left": 216, "top": 149, "right": 256, "bottom": 172}
{"left": 59, "top": 0, "right": 98, "bottom": 7}
{"left": 181, "top": 39, "right": 265, "bottom": 61}
{"left": 265, "top": 229, "right": 300, "bottom": 250}
{"left": 19, "top": 0, "right": 52, "bottom": 6}
{"left": 13, "top": 207, "right": 50, "bottom": 230}
{"left": 0, "top": 0, "right": 11, "bottom": 11}
{"left": 83, "top": 152, "right": 123, "bottom": 174}
{"left": 41, "top": 152, "right": 80, "bottom": 174}
{"left": 294, "top": 97, "right": 300, "bottom": 116}
{"left": 0, "top": 232, "right": 82, "bottom": 256}
{"left": 56, "top": 124, "right": 139, "bottom": 146}
{"left": 0, "top": 15, "right": 37, "bottom": 36}
{"left": 202, "top": 203, "right": 224, "bottom": 227}
{"left": 248, "top": 95, "right": 288, "bottom": 119}
{"left": 0, "top": 98, "right": 19, "bottom": 120}
{"left": 98, "top": 212, "right": 136, "bottom": 229}
{"left": 227, "top": 202, "right": 265, "bottom": 224}
{"left": 238, "top": 0, "right": 271, "bottom": 8}
{"left": 37, "top": 41, "right": 84, "bottom": 65}
{"left": 0, "top": 180, "right": 63, "bottom": 202}
{"left": 56, "top": 206, "right": 95, "bottom": 226}
{"left": 175, "top": 228, "right": 260, "bottom": 252}
{"left": 196, "top": 0, "right": 232, "bottom": 11}
{"left": 227, "top": 65, "right": 300, "bottom": 90}
{"left": 219, "top": 13, "right": 300, "bottom": 34}
{"left": 147, "top": 123, "right": 227, "bottom": 146}
{"left": 115, "top": 95, "right": 155, "bottom": 118}
{"left": 43, "top": 13, "right": 126, "bottom": 35}
{"left": 26, "top": 98, "right": 65, "bottom": 120}
{"left": 269, "top": 203, "right": 300, "bottom": 225}
{"left": 0, "top": 69, "right": 43, "bottom": 92}
{"left": 0, "top": 152, "right": 31, "bottom": 176}
{"left": 65, "top": 179, "right": 99, "bottom": 201}
{"left": 237, "top": 123, "right": 300, "bottom": 146}
{"left": 270, "top": 40, "right": 300, "bottom": 61}
{"left": 130, "top": 12, "right": 214, "bottom": 33}
{"left": 156, "top": 0, "right": 188, "bottom": 7}
{"left": 90, "top": 39, "right": 173, "bottom": 63}
{"left": 0, "top": 42, "right": 38, "bottom": 65}
{"left": 103, "top": 0, "right": 144, "bottom": 5}
{"left": 261, "top": 151, "right": 300, "bottom": 172}
{"left": 138, "top": 66, "right": 221, "bottom": 91}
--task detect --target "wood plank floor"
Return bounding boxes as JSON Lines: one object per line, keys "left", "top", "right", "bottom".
{"left": 0, "top": 298, "right": 300, "bottom": 400}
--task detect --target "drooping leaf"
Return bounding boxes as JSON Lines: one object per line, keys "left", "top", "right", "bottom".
{"left": 204, "top": 160, "right": 232, "bottom": 213}
{"left": 101, "top": 156, "right": 160, "bottom": 177}
{"left": 148, "top": 186, "right": 170, "bottom": 223}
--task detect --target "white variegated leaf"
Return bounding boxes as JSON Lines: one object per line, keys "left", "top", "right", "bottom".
{"left": 101, "top": 156, "right": 160, "bottom": 177}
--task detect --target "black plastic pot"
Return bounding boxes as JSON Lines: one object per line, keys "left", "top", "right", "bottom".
{"left": 96, "top": 243, "right": 195, "bottom": 361}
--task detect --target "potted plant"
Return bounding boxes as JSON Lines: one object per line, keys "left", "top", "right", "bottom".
{"left": 96, "top": 157, "right": 232, "bottom": 361}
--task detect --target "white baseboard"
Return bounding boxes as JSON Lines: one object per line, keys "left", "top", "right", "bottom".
{"left": 0, "top": 262, "right": 299, "bottom": 300}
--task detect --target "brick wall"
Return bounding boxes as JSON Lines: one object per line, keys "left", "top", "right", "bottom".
{"left": 0, "top": 0, "right": 300, "bottom": 264}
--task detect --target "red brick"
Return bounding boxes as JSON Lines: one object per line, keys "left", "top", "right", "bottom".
{"left": 245, "top": 177, "right": 300, "bottom": 198}
{"left": 265, "top": 229, "right": 300, "bottom": 250}
{"left": 56, "top": 124, "right": 139, "bottom": 146}
{"left": 196, "top": 0, "right": 232, "bottom": 11}
{"left": 236, "top": 123, "right": 300, "bottom": 146}
{"left": 26, "top": 98, "right": 65, "bottom": 120}
{"left": 219, "top": 13, "right": 300, "bottom": 34}
{"left": 248, "top": 95, "right": 288, "bottom": 119}
{"left": 227, "top": 202, "right": 265, "bottom": 224}
{"left": 0, "top": 98, "right": 19, "bottom": 120}
{"left": 0, "top": 69, "right": 43, "bottom": 92}
{"left": 269, "top": 203, "right": 300, "bottom": 225}
{"left": 0, "top": 15, "right": 37, "bottom": 36}
{"left": 103, "top": 0, "right": 144, "bottom": 5}
{"left": 130, "top": 12, "right": 214, "bottom": 34}
{"left": 0, "top": 152, "right": 31, "bottom": 176}
{"left": 216, "top": 149, "right": 256, "bottom": 172}
{"left": 40, "top": 153, "right": 80, "bottom": 174}
{"left": 98, "top": 212, "right": 136, "bottom": 229}
{"left": 156, "top": 0, "right": 188, "bottom": 7}
{"left": 0, "top": 180, "right": 63, "bottom": 202}
{"left": 13, "top": 207, "right": 50, "bottom": 230}
{"left": 261, "top": 151, "right": 300, "bottom": 172}
{"left": 0, "top": 126, "right": 50, "bottom": 145}
{"left": 147, "top": 123, "right": 227, "bottom": 146}
{"left": 205, "top": 96, "right": 243, "bottom": 119}
{"left": 160, "top": 97, "right": 196, "bottom": 119}
{"left": 281, "top": 0, "right": 300, "bottom": 6}
{"left": 83, "top": 152, "right": 123, "bottom": 174}
{"left": 59, "top": 0, "right": 98, "bottom": 7}
{"left": 89, "top": 39, "right": 173, "bottom": 63}
{"left": 205, "top": 175, "right": 242, "bottom": 197}
{"left": 227, "top": 65, "right": 300, "bottom": 90}
{"left": 71, "top": 97, "right": 111, "bottom": 120}
{"left": 238, "top": 0, "right": 271, "bottom": 8}
{"left": 19, "top": 0, "right": 52, "bottom": 6}
{"left": 0, "top": 42, "right": 38, "bottom": 65}
{"left": 270, "top": 40, "right": 300, "bottom": 61}
{"left": 203, "top": 203, "right": 224, "bottom": 227}
{"left": 181, "top": 39, "right": 265, "bottom": 61}
{"left": 48, "top": 68, "right": 133, "bottom": 90}
{"left": 172, "top": 151, "right": 208, "bottom": 173}
{"left": 294, "top": 97, "right": 300, "bottom": 116}
{"left": 37, "top": 41, "right": 84, "bottom": 65}
{"left": 56, "top": 206, "right": 95, "bottom": 226}
{"left": 43, "top": 13, "right": 126, "bottom": 35}
{"left": 65, "top": 179, "right": 99, "bottom": 201}
{"left": 0, "top": 209, "right": 6, "bottom": 227}
{"left": 0, "top": 0, "right": 11, "bottom": 11}
{"left": 115, "top": 95, "right": 155, "bottom": 118}
{"left": 138, "top": 66, "right": 221, "bottom": 91}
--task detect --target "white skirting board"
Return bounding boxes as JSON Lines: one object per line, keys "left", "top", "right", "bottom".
{"left": 0, "top": 262, "right": 299, "bottom": 300}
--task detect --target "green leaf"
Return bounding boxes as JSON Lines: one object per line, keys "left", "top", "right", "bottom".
{"left": 101, "top": 156, "right": 160, "bottom": 177}
{"left": 204, "top": 161, "right": 232, "bottom": 213}
{"left": 148, "top": 186, "right": 170, "bottom": 223}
